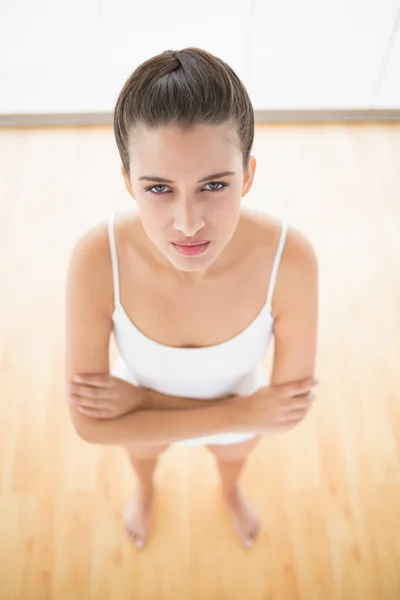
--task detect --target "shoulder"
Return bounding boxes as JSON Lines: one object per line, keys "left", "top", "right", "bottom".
{"left": 243, "top": 208, "right": 317, "bottom": 262}
{"left": 243, "top": 209, "right": 318, "bottom": 319}
{"left": 68, "top": 211, "right": 143, "bottom": 314}
{"left": 67, "top": 216, "right": 117, "bottom": 315}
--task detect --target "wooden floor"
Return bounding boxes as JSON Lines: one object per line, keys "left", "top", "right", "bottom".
{"left": 0, "top": 122, "right": 399, "bottom": 599}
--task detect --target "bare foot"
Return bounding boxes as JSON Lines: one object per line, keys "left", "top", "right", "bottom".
{"left": 124, "top": 485, "right": 153, "bottom": 548}
{"left": 222, "top": 487, "right": 260, "bottom": 547}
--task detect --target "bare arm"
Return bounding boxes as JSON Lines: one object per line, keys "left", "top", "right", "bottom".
{"left": 77, "top": 390, "right": 253, "bottom": 446}
{"left": 141, "top": 387, "right": 237, "bottom": 411}
{"left": 269, "top": 228, "right": 319, "bottom": 387}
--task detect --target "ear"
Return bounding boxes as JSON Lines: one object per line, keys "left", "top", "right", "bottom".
{"left": 242, "top": 155, "right": 257, "bottom": 197}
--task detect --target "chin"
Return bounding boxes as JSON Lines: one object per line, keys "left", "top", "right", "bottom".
{"left": 170, "top": 252, "right": 215, "bottom": 271}
{"left": 172, "top": 262, "right": 212, "bottom": 273}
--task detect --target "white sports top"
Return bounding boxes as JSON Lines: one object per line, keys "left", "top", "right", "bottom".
{"left": 108, "top": 211, "right": 288, "bottom": 447}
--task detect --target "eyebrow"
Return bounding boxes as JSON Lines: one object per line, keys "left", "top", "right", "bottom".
{"left": 138, "top": 171, "right": 236, "bottom": 184}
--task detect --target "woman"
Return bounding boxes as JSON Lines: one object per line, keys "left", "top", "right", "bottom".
{"left": 65, "top": 48, "right": 319, "bottom": 550}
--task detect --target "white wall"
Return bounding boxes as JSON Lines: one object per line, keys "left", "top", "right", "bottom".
{"left": 0, "top": 0, "right": 399, "bottom": 114}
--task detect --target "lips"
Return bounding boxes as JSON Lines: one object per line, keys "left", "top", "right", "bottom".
{"left": 172, "top": 241, "right": 209, "bottom": 246}
{"left": 172, "top": 241, "right": 210, "bottom": 256}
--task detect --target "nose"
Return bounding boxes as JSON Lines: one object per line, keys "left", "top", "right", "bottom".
{"left": 173, "top": 200, "right": 205, "bottom": 237}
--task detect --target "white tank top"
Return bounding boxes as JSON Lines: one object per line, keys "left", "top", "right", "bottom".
{"left": 108, "top": 211, "right": 288, "bottom": 446}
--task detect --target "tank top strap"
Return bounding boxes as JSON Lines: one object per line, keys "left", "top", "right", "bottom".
{"left": 107, "top": 211, "right": 120, "bottom": 310}
{"left": 266, "top": 219, "right": 288, "bottom": 307}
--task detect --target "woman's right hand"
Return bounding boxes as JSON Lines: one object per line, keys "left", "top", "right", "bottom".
{"left": 233, "top": 377, "right": 320, "bottom": 433}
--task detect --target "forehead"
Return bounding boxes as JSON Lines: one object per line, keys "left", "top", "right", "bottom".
{"left": 130, "top": 123, "right": 239, "bottom": 168}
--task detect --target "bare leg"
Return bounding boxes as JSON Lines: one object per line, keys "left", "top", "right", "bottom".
{"left": 206, "top": 436, "right": 262, "bottom": 547}
{"left": 122, "top": 442, "right": 170, "bottom": 548}
{"left": 217, "top": 457, "right": 260, "bottom": 546}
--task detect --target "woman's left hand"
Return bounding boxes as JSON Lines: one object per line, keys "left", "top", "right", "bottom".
{"left": 67, "top": 373, "right": 144, "bottom": 419}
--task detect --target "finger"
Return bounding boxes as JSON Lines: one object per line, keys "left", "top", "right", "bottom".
{"left": 69, "top": 389, "right": 105, "bottom": 409}
{"left": 74, "top": 384, "right": 108, "bottom": 400}
{"left": 69, "top": 393, "right": 96, "bottom": 409}
{"left": 293, "top": 380, "right": 318, "bottom": 396}
{"left": 287, "top": 406, "right": 310, "bottom": 421}
{"left": 286, "top": 391, "right": 315, "bottom": 411}
{"left": 287, "top": 379, "right": 318, "bottom": 398}
{"left": 73, "top": 374, "right": 114, "bottom": 387}
{"left": 77, "top": 405, "right": 112, "bottom": 419}
{"left": 295, "top": 397, "right": 315, "bottom": 415}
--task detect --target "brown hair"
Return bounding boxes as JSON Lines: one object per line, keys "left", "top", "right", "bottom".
{"left": 113, "top": 47, "right": 254, "bottom": 179}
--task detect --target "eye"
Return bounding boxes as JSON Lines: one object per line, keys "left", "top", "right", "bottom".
{"left": 205, "top": 182, "right": 227, "bottom": 192}
{"left": 145, "top": 182, "right": 228, "bottom": 195}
